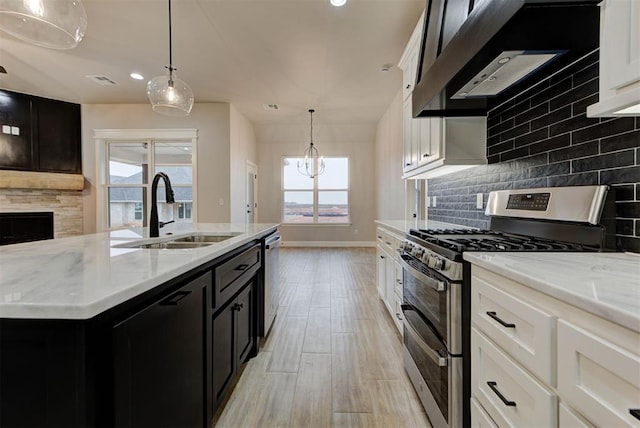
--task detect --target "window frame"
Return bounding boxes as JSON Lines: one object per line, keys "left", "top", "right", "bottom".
{"left": 281, "top": 155, "right": 350, "bottom": 225}
{"left": 94, "top": 129, "right": 198, "bottom": 232}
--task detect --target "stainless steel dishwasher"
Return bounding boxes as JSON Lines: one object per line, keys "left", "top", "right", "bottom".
{"left": 263, "top": 232, "right": 281, "bottom": 336}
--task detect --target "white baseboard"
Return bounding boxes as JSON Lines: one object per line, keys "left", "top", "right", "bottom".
{"left": 281, "top": 241, "right": 375, "bottom": 248}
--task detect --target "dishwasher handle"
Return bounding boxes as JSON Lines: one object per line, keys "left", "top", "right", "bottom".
{"left": 265, "top": 234, "right": 281, "bottom": 250}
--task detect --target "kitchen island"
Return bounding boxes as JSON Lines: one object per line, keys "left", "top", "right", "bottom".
{"left": 0, "top": 223, "right": 277, "bottom": 427}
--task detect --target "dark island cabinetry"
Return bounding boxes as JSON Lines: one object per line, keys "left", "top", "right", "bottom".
{"left": 0, "top": 239, "right": 264, "bottom": 428}
{"left": 113, "top": 271, "right": 210, "bottom": 428}
{"left": 213, "top": 281, "right": 254, "bottom": 408}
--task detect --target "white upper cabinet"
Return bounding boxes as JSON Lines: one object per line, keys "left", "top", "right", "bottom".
{"left": 398, "top": 9, "right": 486, "bottom": 179}
{"left": 587, "top": 0, "right": 640, "bottom": 117}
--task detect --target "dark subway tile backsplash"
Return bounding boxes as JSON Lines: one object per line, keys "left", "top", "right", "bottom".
{"left": 428, "top": 52, "right": 640, "bottom": 252}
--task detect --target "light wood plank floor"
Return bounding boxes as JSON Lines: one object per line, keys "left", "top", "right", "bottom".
{"left": 215, "top": 247, "right": 432, "bottom": 428}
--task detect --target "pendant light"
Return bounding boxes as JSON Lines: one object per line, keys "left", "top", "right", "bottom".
{"left": 297, "top": 109, "right": 325, "bottom": 178}
{"left": 147, "top": 0, "right": 194, "bottom": 117}
{"left": 0, "top": 0, "right": 87, "bottom": 49}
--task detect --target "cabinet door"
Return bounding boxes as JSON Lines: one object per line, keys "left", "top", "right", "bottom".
{"left": 0, "top": 90, "right": 32, "bottom": 170}
{"left": 376, "top": 248, "right": 387, "bottom": 298}
{"left": 601, "top": 0, "right": 640, "bottom": 89}
{"left": 557, "top": 320, "right": 640, "bottom": 427}
{"left": 235, "top": 282, "right": 254, "bottom": 366}
{"left": 403, "top": 98, "right": 417, "bottom": 172}
{"left": 384, "top": 254, "right": 395, "bottom": 311}
{"left": 472, "top": 327, "right": 557, "bottom": 427}
{"left": 113, "top": 272, "right": 209, "bottom": 428}
{"left": 34, "top": 97, "right": 81, "bottom": 173}
{"left": 403, "top": 48, "right": 419, "bottom": 100}
{"left": 213, "top": 301, "right": 235, "bottom": 405}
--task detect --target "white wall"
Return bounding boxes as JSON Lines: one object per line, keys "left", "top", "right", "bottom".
{"left": 256, "top": 122, "right": 377, "bottom": 244}
{"left": 229, "top": 104, "right": 258, "bottom": 224}
{"left": 81, "top": 103, "right": 231, "bottom": 233}
{"left": 375, "top": 89, "right": 405, "bottom": 220}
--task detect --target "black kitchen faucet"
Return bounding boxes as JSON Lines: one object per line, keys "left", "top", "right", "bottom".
{"left": 150, "top": 172, "right": 176, "bottom": 238}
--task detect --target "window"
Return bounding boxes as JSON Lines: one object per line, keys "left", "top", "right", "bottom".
{"left": 282, "top": 157, "right": 349, "bottom": 224}
{"left": 177, "top": 202, "right": 193, "bottom": 219}
{"left": 106, "top": 140, "right": 194, "bottom": 229}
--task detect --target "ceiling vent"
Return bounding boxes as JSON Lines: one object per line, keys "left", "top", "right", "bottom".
{"left": 86, "top": 75, "right": 118, "bottom": 85}
{"left": 263, "top": 104, "right": 279, "bottom": 111}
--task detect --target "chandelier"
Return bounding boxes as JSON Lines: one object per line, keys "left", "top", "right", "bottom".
{"left": 297, "top": 109, "right": 325, "bottom": 178}
{"left": 0, "top": 0, "right": 87, "bottom": 49}
{"left": 147, "top": 0, "right": 194, "bottom": 116}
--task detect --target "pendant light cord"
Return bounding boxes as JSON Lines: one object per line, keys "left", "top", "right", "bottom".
{"left": 309, "top": 109, "right": 315, "bottom": 147}
{"left": 167, "top": 0, "right": 175, "bottom": 83}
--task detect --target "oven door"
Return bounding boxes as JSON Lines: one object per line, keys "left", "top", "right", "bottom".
{"left": 402, "top": 303, "right": 462, "bottom": 428}
{"left": 399, "top": 253, "right": 450, "bottom": 348}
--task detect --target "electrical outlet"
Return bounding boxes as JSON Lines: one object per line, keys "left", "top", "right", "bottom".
{"left": 476, "top": 193, "right": 483, "bottom": 209}
{"left": 218, "top": 198, "right": 224, "bottom": 206}
{"left": 432, "top": 196, "right": 437, "bottom": 207}
{"left": 426, "top": 196, "right": 431, "bottom": 208}
{"left": 353, "top": 228, "right": 359, "bottom": 235}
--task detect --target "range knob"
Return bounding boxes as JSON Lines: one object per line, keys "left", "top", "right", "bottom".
{"left": 428, "top": 255, "right": 445, "bottom": 270}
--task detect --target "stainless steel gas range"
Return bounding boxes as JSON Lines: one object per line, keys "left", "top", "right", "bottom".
{"left": 399, "top": 185, "right": 615, "bottom": 428}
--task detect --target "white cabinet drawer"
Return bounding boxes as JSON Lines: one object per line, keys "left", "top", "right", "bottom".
{"left": 557, "top": 320, "right": 640, "bottom": 427}
{"left": 471, "top": 397, "right": 498, "bottom": 428}
{"left": 472, "top": 327, "right": 557, "bottom": 427}
{"left": 472, "top": 275, "right": 555, "bottom": 384}
{"left": 559, "top": 402, "right": 595, "bottom": 428}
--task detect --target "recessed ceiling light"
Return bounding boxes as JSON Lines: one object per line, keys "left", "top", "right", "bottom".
{"left": 130, "top": 72, "right": 144, "bottom": 80}
{"left": 330, "top": 0, "right": 347, "bottom": 6}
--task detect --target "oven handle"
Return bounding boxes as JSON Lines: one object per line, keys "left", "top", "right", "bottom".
{"left": 401, "top": 305, "right": 448, "bottom": 367}
{"left": 398, "top": 254, "right": 446, "bottom": 292}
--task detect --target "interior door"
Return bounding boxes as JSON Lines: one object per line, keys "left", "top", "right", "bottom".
{"left": 246, "top": 162, "right": 258, "bottom": 224}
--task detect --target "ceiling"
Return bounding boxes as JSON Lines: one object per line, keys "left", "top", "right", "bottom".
{"left": 0, "top": 0, "right": 424, "bottom": 126}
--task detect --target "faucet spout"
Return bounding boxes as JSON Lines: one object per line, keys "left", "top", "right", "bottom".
{"left": 150, "top": 172, "right": 176, "bottom": 238}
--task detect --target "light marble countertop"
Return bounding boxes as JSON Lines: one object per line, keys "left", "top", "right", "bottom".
{"left": 0, "top": 223, "right": 278, "bottom": 320}
{"left": 375, "top": 219, "right": 474, "bottom": 235}
{"left": 464, "top": 252, "right": 640, "bottom": 333}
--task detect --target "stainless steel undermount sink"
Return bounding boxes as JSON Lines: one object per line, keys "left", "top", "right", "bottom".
{"left": 136, "top": 241, "right": 213, "bottom": 249}
{"left": 113, "top": 232, "right": 242, "bottom": 249}
{"left": 172, "top": 232, "right": 242, "bottom": 243}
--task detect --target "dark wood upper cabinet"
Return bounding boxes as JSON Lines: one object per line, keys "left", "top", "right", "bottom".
{"left": 34, "top": 97, "right": 81, "bottom": 173}
{"left": 0, "top": 89, "right": 81, "bottom": 174}
{"left": 0, "top": 90, "right": 33, "bottom": 170}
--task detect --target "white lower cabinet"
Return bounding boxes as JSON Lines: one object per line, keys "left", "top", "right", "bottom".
{"left": 469, "top": 265, "right": 640, "bottom": 428}
{"left": 559, "top": 402, "right": 595, "bottom": 428}
{"left": 471, "top": 397, "right": 498, "bottom": 428}
{"left": 375, "top": 226, "right": 404, "bottom": 336}
{"left": 557, "top": 320, "right": 640, "bottom": 427}
{"left": 472, "top": 327, "right": 557, "bottom": 427}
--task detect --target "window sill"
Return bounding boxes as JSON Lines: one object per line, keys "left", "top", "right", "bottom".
{"left": 281, "top": 223, "right": 352, "bottom": 227}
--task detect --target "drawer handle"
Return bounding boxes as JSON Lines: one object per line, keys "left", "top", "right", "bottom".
{"left": 235, "top": 264, "right": 249, "bottom": 271}
{"left": 486, "top": 311, "right": 516, "bottom": 328}
{"left": 233, "top": 303, "right": 244, "bottom": 311}
{"left": 630, "top": 409, "right": 640, "bottom": 421}
{"left": 160, "top": 291, "right": 190, "bottom": 306}
{"left": 487, "top": 381, "right": 516, "bottom": 407}
{"left": 385, "top": 241, "right": 392, "bottom": 245}
{"left": 395, "top": 312, "right": 403, "bottom": 320}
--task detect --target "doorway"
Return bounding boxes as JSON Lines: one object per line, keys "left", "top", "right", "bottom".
{"left": 246, "top": 162, "right": 258, "bottom": 224}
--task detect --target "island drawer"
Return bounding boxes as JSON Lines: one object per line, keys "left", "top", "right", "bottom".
{"left": 213, "top": 242, "right": 261, "bottom": 309}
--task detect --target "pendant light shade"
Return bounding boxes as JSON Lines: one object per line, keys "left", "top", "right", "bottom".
{"left": 147, "top": 0, "right": 194, "bottom": 117}
{"left": 0, "top": 0, "right": 87, "bottom": 49}
{"left": 147, "top": 72, "right": 194, "bottom": 116}
{"left": 297, "top": 109, "right": 325, "bottom": 178}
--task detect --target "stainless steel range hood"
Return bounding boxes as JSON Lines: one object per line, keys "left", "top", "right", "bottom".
{"left": 412, "top": 0, "right": 601, "bottom": 117}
